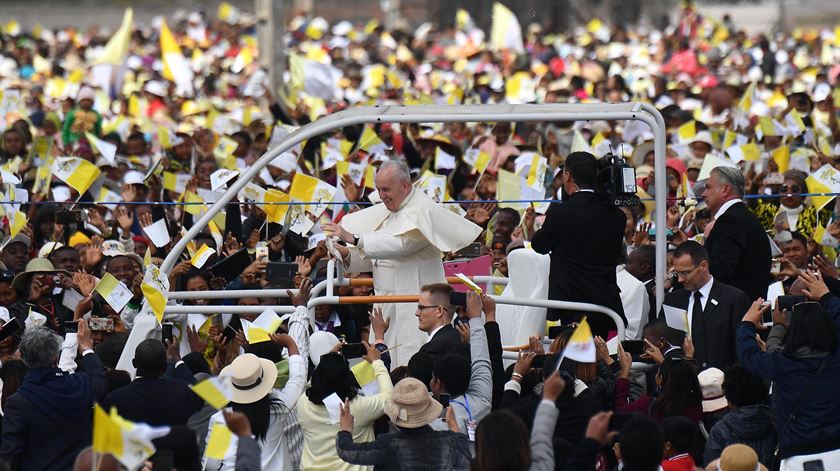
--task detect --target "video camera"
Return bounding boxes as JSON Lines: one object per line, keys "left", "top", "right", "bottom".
{"left": 594, "top": 153, "right": 640, "bottom": 207}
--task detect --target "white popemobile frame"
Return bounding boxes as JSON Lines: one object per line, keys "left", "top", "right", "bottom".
{"left": 161, "top": 104, "right": 668, "bottom": 352}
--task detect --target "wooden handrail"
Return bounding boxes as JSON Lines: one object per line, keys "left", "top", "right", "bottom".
{"left": 337, "top": 295, "right": 420, "bottom": 304}
{"left": 348, "top": 276, "right": 473, "bottom": 287}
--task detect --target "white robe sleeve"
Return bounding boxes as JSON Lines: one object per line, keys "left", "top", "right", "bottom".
{"left": 358, "top": 229, "right": 430, "bottom": 260}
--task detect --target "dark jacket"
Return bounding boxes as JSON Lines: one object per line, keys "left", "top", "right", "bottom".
{"left": 703, "top": 405, "right": 777, "bottom": 466}
{"left": 659, "top": 279, "right": 751, "bottom": 370}
{"left": 737, "top": 293, "right": 840, "bottom": 459}
{"left": 101, "top": 363, "right": 204, "bottom": 427}
{"left": 531, "top": 191, "right": 627, "bottom": 336}
{"left": 335, "top": 426, "right": 471, "bottom": 470}
{"left": 705, "top": 202, "right": 771, "bottom": 302}
{"left": 0, "top": 352, "right": 107, "bottom": 471}
{"left": 418, "top": 324, "right": 464, "bottom": 357}
{"left": 500, "top": 385, "right": 602, "bottom": 447}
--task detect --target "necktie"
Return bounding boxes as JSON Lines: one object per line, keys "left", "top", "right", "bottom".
{"left": 691, "top": 291, "right": 704, "bottom": 363}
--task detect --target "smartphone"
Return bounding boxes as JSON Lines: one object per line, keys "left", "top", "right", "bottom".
{"left": 439, "top": 393, "right": 450, "bottom": 409}
{"left": 455, "top": 242, "right": 483, "bottom": 258}
{"left": 532, "top": 354, "right": 547, "bottom": 369}
{"left": 770, "top": 259, "right": 781, "bottom": 276}
{"left": 63, "top": 320, "right": 78, "bottom": 334}
{"left": 255, "top": 241, "right": 269, "bottom": 262}
{"left": 89, "top": 317, "right": 114, "bottom": 332}
{"left": 161, "top": 322, "right": 174, "bottom": 344}
{"left": 449, "top": 291, "right": 467, "bottom": 307}
{"left": 802, "top": 460, "right": 826, "bottom": 471}
{"left": 265, "top": 262, "right": 297, "bottom": 289}
{"left": 620, "top": 340, "right": 646, "bottom": 355}
{"left": 0, "top": 318, "right": 22, "bottom": 341}
{"left": 56, "top": 210, "right": 84, "bottom": 225}
{"left": 341, "top": 343, "right": 367, "bottom": 359}
{"left": 222, "top": 325, "right": 238, "bottom": 343}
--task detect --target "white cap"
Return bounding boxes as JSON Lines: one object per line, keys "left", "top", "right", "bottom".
{"left": 38, "top": 242, "right": 65, "bottom": 259}
{"left": 124, "top": 170, "right": 146, "bottom": 186}
{"left": 143, "top": 80, "right": 167, "bottom": 97}
{"left": 308, "top": 331, "right": 340, "bottom": 367}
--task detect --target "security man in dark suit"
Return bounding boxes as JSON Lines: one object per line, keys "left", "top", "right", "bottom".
{"left": 531, "top": 152, "right": 628, "bottom": 337}
{"left": 407, "top": 283, "right": 468, "bottom": 387}
{"left": 101, "top": 338, "right": 204, "bottom": 427}
{"left": 659, "top": 241, "right": 750, "bottom": 370}
{"left": 702, "top": 166, "right": 772, "bottom": 302}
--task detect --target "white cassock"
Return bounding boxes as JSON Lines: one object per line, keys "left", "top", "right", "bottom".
{"left": 616, "top": 266, "right": 649, "bottom": 340}
{"left": 340, "top": 188, "right": 481, "bottom": 367}
{"left": 495, "top": 248, "right": 550, "bottom": 348}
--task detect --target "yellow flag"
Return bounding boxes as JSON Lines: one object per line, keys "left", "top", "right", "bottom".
{"left": 9, "top": 211, "right": 27, "bottom": 239}
{"left": 93, "top": 8, "right": 133, "bottom": 65}
{"left": 739, "top": 82, "right": 755, "bottom": 112}
{"left": 771, "top": 146, "right": 790, "bottom": 173}
{"left": 92, "top": 404, "right": 123, "bottom": 457}
{"left": 742, "top": 141, "right": 761, "bottom": 161}
{"left": 358, "top": 126, "right": 385, "bottom": 152}
{"left": 263, "top": 189, "right": 290, "bottom": 223}
{"left": 191, "top": 377, "right": 233, "bottom": 410}
{"left": 563, "top": 317, "right": 596, "bottom": 363}
{"left": 52, "top": 157, "right": 101, "bottom": 195}
{"left": 205, "top": 423, "right": 234, "bottom": 460}
{"left": 140, "top": 265, "right": 169, "bottom": 323}
{"left": 191, "top": 244, "right": 215, "bottom": 268}
{"left": 677, "top": 121, "right": 696, "bottom": 141}
{"left": 364, "top": 165, "right": 376, "bottom": 189}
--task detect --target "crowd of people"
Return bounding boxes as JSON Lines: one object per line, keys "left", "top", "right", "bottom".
{"left": 0, "top": 0, "right": 837, "bottom": 470}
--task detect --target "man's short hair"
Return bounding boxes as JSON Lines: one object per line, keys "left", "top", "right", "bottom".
{"left": 420, "top": 283, "right": 453, "bottom": 317}
{"left": 789, "top": 231, "right": 808, "bottom": 248}
{"left": 711, "top": 166, "right": 745, "bottom": 196}
{"left": 497, "top": 207, "right": 521, "bottom": 226}
{"left": 564, "top": 152, "right": 598, "bottom": 188}
{"left": 672, "top": 240, "right": 709, "bottom": 265}
{"left": 379, "top": 159, "right": 411, "bottom": 184}
{"left": 619, "top": 417, "right": 665, "bottom": 467}
{"left": 433, "top": 354, "right": 470, "bottom": 397}
{"left": 133, "top": 339, "right": 167, "bottom": 378}
{"left": 643, "top": 320, "right": 685, "bottom": 347}
{"left": 662, "top": 416, "right": 697, "bottom": 453}
{"left": 20, "top": 326, "right": 62, "bottom": 369}
{"left": 632, "top": 245, "right": 656, "bottom": 267}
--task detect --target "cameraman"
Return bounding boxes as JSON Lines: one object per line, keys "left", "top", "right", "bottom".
{"left": 532, "top": 152, "right": 628, "bottom": 337}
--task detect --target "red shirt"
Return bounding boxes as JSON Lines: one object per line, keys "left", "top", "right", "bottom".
{"left": 662, "top": 454, "right": 696, "bottom": 471}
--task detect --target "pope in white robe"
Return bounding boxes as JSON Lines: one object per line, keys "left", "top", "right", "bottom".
{"left": 324, "top": 161, "right": 481, "bottom": 367}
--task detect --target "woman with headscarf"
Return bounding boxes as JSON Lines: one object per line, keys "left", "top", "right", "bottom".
{"left": 752, "top": 169, "right": 825, "bottom": 237}
{"left": 297, "top": 343, "right": 393, "bottom": 471}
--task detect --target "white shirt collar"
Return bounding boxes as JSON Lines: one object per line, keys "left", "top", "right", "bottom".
{"left": 713, "top": 198, "right": 743, "bottom": 220}
{"left": 696, "top": 275, "right": 714, "bottom": 300}
{"left": 315, "top": 311, "right": 341, "bottom": 330}
{"left": 426, "top": 324, "right": 446, "bottom": 343}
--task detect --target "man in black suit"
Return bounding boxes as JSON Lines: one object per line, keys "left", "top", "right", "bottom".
{"left": 532, "top": 151, "right": 628, "bottom": 337}
{"left": 407, "top": 283, "right": 466, "bottom": 386}
{"left": 101, "top": 338, "right": 204, "bottom": 427}
{"left": 702, "top": 166, "right": 771, "bottom": 302}
{"left": 659, "top": 241, "right": 750, "bottom": 370}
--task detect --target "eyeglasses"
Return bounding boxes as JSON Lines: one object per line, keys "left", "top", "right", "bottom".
{"left": 778, "top": 185, "right": 802, "bottom": 193}
{"left": 417, "top": 304, "right": 441, "bottom": 312}
{"left": 674, "top": 265, "right": 701, "bottom": 278}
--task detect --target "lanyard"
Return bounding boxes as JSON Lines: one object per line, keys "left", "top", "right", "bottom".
{"left": 451, "top": 395, "right": 472, "bottom": 421}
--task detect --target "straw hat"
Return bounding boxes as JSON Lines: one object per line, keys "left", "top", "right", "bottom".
{"left": 706, "top": 444, "right": 768, "bottom": 471}
{"left": 632, "top": 141, "right": 655, "bottom": 167}
{"left": 220, "top": 353, "right": 278, "bottom": 404}
{"left": 11, "top": 258, "right": 71, "bottom": 291}
{"left": 383, "top": 377, "right": 443, "bottom": 428}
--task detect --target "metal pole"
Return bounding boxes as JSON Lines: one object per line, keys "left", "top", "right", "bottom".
{"left": 640, "top": 103, "right": 668, "bottom": 312}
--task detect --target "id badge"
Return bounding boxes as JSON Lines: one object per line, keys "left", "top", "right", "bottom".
{"left": 466, "top": 420, "right": 477, "bottom": 442}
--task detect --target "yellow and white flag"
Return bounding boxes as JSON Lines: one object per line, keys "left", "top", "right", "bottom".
{"left": 289, "top": 173, "right": 337, "bottom": 232}
{"left": 85, "top": 132, "right": 117, "bottom": 165}
{"left": 94, "top": 273, "right": 133, "bottom": 313}
{"left": 351, "top": 360, "right": 380, "bottom": 396}
{"left": 191, "top": 376, "right": 234, "bottom": 409}
{"left": 32, "top": 157, "right": 54, "bottom": 196}
{"left": 806, "top": 164, "right": 840, "bottom": 210}
{"left": 771, "top": 146, "right": 790, "bottom": 173}
{"left": 463, "top": 148, "right": 491, "bottom": 174}
{"left": 677, "top": 121, "right": 697, "bottom": 143}
{"left": 8, "top": 210, "right": 27, "bottom": 239}
{"left": 52, "top": 157, "right": 101, "bottom": 195}
{"left": 217, "top": 2, "right": 240, "bottom": 24}
{"left": 140, "top": 264, "right": 170, "bottom": 323}
{"left": 160, "top": 19, "right": 194, "bottom": 96}
{"left": 725, "top": 141, "right": 761, "bottom": 163}
{"left": 490, "top": 2, "right": 524, "bottom": 53}
{"left": 93, "top": 404, "right": 171, "bottom": 471}
{"left": 205, "top": 423, "right": 235, "bottom": 460}
{"left": 434, "top": 147, "right": 457, "bottom": 171}
{"left": 570, "top": 130, "right": 591, "bottom": 154}
{"left": 561, "top": 317, "right": 596, "bottom": 363}
{"left": 92, "top": 8, "right": 133, "bottom": 66}
{"left": 240, "top": 308, "right": 285, "bottom": 344}
{"left": 358, "top": 126, "right": 388, "bottom": 154}
{"left": 191, "top": 244, "right": 215, "bottom": 268}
